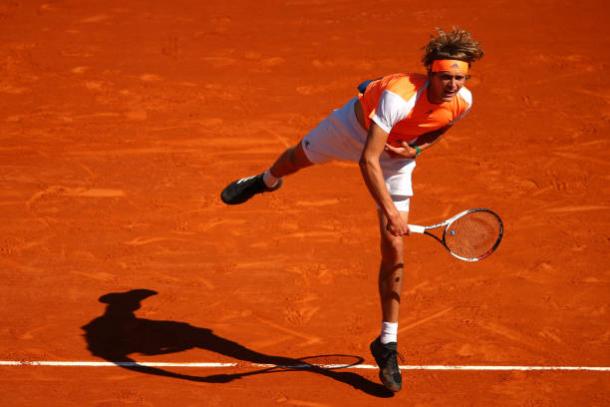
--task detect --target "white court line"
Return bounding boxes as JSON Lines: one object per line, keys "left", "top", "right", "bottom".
{"left": 0, "top": 361, "right": 608, "bottom": 371}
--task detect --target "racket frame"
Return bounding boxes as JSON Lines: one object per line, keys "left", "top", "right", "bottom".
{"left": 408, "top": 208, "right": 504, "bottom": 262}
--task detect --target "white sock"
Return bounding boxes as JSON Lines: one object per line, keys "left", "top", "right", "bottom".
{"left": 380, "top": 321, "right": 398, "bottom": 344}
{"left": 262, "top": 169, "right": 280, "bottom": 188}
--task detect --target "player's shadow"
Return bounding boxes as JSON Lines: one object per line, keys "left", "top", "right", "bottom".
{"left": 81, "top": 289, "right": 393, "bottom": 398}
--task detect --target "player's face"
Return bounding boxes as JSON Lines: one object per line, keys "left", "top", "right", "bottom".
{"left": 428, "top": 72, "right": 467, "bottom": 104}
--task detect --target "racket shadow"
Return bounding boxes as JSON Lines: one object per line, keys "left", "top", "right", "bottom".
{"left": 81, "top": 289, "right": 393, "bottom": 398}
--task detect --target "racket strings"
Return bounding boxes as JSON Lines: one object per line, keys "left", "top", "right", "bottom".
{"left": 444, "top": 211, "right": 502, "bottom": 260}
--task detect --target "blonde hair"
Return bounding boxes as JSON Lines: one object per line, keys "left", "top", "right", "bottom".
{"left": 422, "top": 28, "right": 484, "bottom": 69}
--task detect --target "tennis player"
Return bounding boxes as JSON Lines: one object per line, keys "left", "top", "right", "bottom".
{"left": 220, "top": 28, "right": 484, "bottom": 392}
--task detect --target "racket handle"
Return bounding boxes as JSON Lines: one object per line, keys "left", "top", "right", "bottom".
{"left": 408, "top": 224, "right": 426, "bottom": 234}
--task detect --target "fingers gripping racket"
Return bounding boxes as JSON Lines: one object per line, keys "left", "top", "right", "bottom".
{"left": 408, "top": 208, "right": 504, "bottom": 262}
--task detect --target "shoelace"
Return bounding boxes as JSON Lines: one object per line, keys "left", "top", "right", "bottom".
{"left": 397, "top": 351, "right": 405, "bottom": 364}
{"left": 386, "top": 348, "right": 405, "bottom": 370}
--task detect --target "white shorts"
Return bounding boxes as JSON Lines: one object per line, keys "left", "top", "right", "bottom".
{"left": 301, "top": 97, "right": 416, "bottom": 212}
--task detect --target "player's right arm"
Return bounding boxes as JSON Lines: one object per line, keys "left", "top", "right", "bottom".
{"left": 359, "top": 122, "right": 409, "bottom": 236}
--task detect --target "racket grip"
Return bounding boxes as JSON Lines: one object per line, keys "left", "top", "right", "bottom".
{"left": 408, "top": 224, "right": 426, "bottom": 234}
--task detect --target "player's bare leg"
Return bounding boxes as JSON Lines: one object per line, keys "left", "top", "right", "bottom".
{"left": 268, "top": 139, "right": 313, "bottom": 178}
{"left": 370, "top": 209, "right": 407, "bottom": 392}
{"left": 377, "top": 210, "right": 406, "bottom": 322}
{"left": 220, "top": 140, "right": 313, "bottom": 205}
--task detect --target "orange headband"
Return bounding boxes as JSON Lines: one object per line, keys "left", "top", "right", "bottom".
{"left": 431, "top": 59, "right": 469, "bottom": 74}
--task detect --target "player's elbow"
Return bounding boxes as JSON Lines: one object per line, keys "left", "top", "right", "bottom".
{"left": 358, "top": 155, "right": 373, "bottom": 169}
{"left": 358, "top": 154, "right": 379, "bottom": 174}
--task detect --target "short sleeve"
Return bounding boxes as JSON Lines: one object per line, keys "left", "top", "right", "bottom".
{"left": 370, "top": 90, "right": 410, "bottom": 133}
{"left": 450, "top": 87, "right": 473, "bottom": 125}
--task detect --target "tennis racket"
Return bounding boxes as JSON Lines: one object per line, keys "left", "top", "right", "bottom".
{"left": 408, "top": 208, "right": 503, "bottom": 262}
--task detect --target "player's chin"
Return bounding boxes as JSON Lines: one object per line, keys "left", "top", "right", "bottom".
{"left": 441, "top": 92, "right": 457, "bottom": 101}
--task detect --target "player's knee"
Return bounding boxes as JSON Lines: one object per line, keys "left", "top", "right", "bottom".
{"left": 381, "top": 237, "right": 404, "bottom": 262}
{"left": 292, "top": 142, "right": 313, "bottom": 168}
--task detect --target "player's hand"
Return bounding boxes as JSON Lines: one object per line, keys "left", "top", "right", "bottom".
{"left": 384, "top": 141, "right": 418, "bottom": 159}
{"left": 386, "top": 212, "right": 410, "bottom": 237}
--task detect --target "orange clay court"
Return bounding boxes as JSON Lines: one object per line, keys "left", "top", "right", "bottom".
{"left": 1, "top": 1, "right": 609, "bottom": 405}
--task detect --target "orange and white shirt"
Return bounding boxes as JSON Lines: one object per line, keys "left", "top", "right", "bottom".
{"left": 358, "top": 73, "right": 472, "bottom": 146}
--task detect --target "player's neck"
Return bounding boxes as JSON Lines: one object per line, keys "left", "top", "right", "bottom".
{"left": 426, "top": 87, "right": 449, "bottom": 105}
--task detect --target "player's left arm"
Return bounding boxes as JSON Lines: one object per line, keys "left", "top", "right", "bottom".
{"left": 384, "top": 126, "right": 450, "bottom": 158}
{"left": 409, "top": 125, "right": 450, "bottom": 151}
